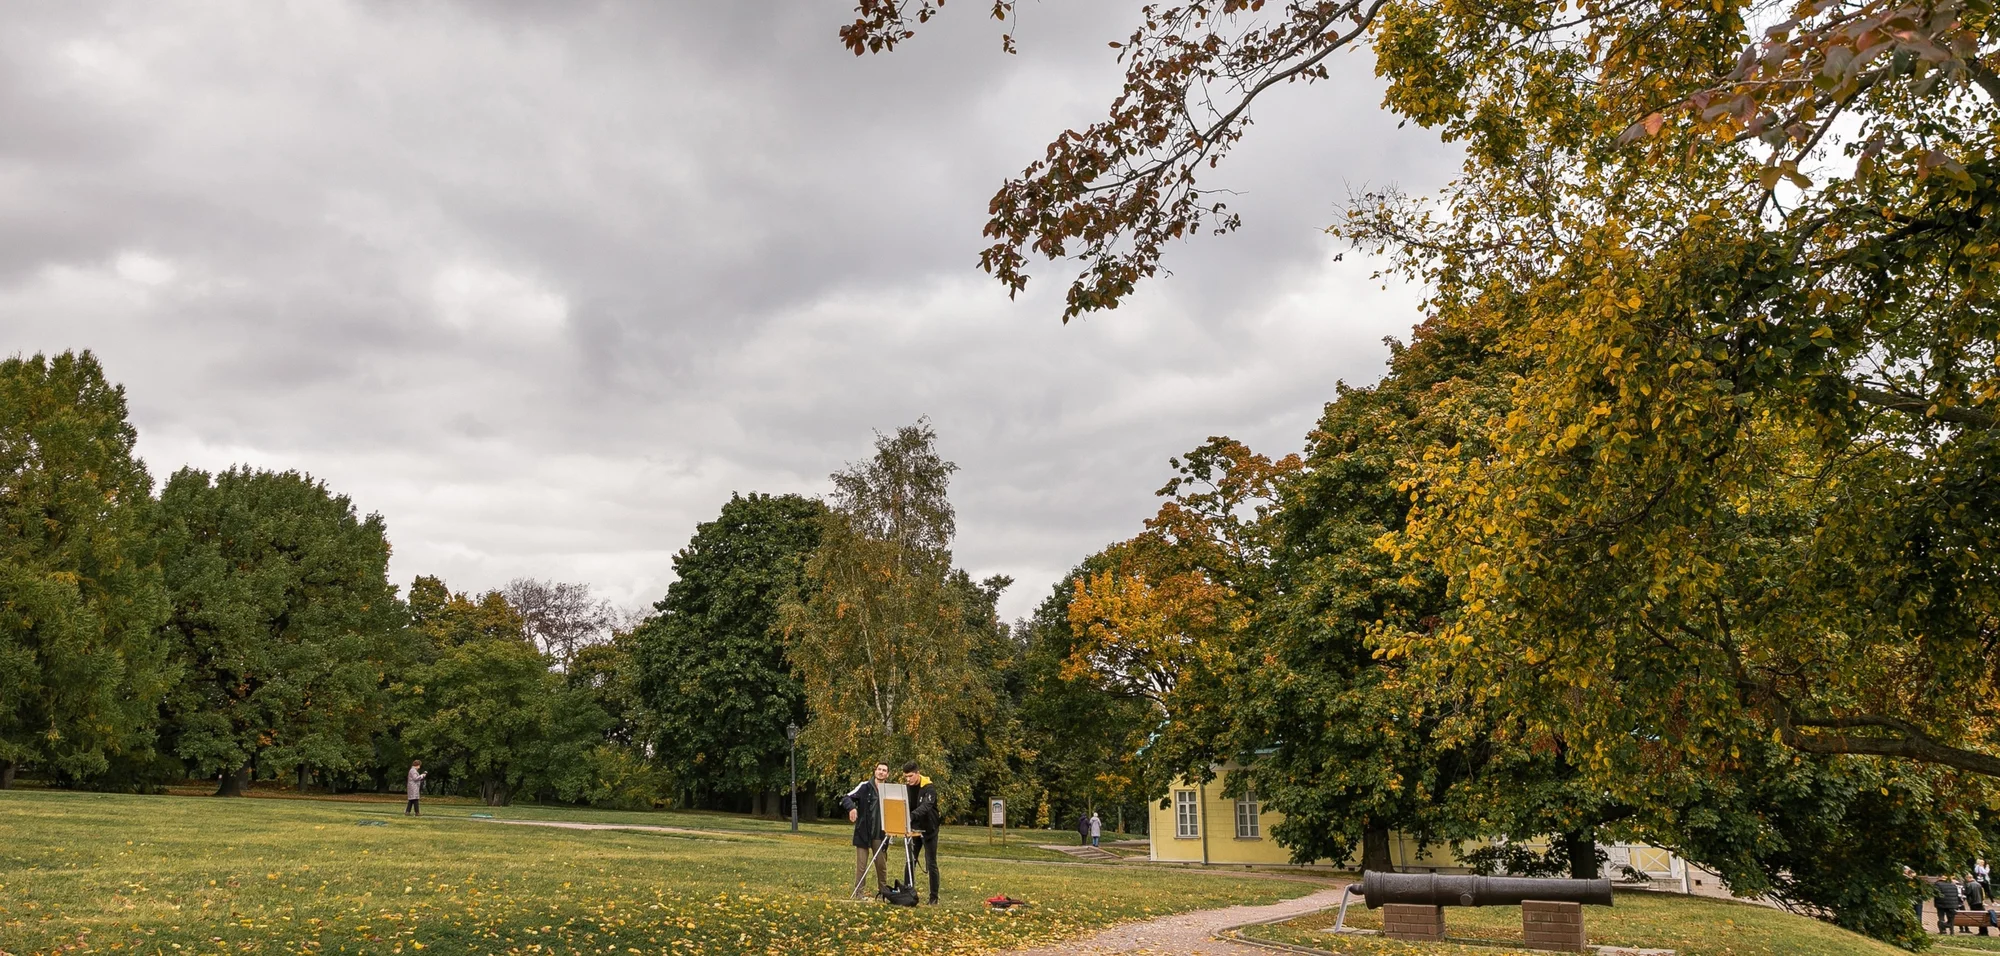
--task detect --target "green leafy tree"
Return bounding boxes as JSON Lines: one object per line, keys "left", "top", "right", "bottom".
{"left": 409, "top": 575, "right": 521, "bottom": 649}
{"left": 1653, "top": 740, "right": 1981, "bottom": 945}
{"left": 782, "top": 421, "right": 982, "bottom": 802}
{"left": 630, "top": 492, "right": 824, "bottom": 810}
{"left": 1013, "top": 564, "right": 1156, "bottom": 832}
{"left": 568, "top": 632, "right": 642, "bottom": 747}
{"left": 941, "top": 570, "right": 1039, "bottom": 823}
{"left": 842, "top": 1, "right": 1996, "bottom": 940}
{"left": 1063, "top": 439, "right": 1294, "bottom": 806}
{"left": 1231, "top": 320, "right": 1511, "bottom": 871}
{"left": 159, "top": 467, "right": 405, "bottom": 796}
{"left": 395, "top": 577, "right": 609, "bottom": 806}
{"left": 567, "top": 631, "right": 671, "bottom": 810}
{"left": 839, "top": 0, "right": 2000, "bottom": 778}
{"left": 0, "top": 351, "right": 173, "bottom": 788}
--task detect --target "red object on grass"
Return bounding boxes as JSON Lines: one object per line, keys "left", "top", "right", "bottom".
{"left": 986, "top": 895, "right": 1030, "bottom": 909}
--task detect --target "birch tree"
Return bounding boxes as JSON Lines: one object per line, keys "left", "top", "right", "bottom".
{"left": 783, "top": 421, "right": 980, "bottom": 792}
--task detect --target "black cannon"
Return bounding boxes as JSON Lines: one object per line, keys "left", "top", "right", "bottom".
{"left": 1358, "top": 871, "right": 1613, "bottom": 909}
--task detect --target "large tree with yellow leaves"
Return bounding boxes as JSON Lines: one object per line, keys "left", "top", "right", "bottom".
{"left": 840, "top": 0, "right": 2000, "bottom": 781}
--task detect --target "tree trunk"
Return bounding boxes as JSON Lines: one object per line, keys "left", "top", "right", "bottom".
{"left": 1560, "top": 829, "right": 1599, "bottom": 880}
{"left": 297, "top": 765, "right": 310, "bottom": 793}
{"left": 0, "top": 761, "right": 15, "bottom": 789}
{"left": 482, "top": 778, "right": 511, "bottom": 807}
{"left": 216, "top": 765, "right": 250, "bottom": 797}
{"left": 1361, "top": 823, "right": 1395, "bottom": 873}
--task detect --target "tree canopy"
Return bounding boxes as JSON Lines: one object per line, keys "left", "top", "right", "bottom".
{"left": 837, "top": 0, "right": 2000, "bottom": 780}
{"left": 0, "top": 351, "right": 173, "bottom": 787}
{"left": 158, "top": 467, "right": 407, "bottom": 795}
{"left": 838, "top": 5, "right": 1997, "bottom": 924}
{"left": 503, "top": 578, "right": 618, "bottom": 669}
{"left": 783, "top": 421, "right": 983, "bottom": 798}
{"left": 397, "top": 576, "right": 610, "bottom": 806}
{"left": 630, "top": 492, "right": 824, "bottom": 807}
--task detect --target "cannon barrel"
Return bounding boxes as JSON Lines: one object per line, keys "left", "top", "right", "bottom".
{"left": 1358, "top": 871, "right": 1613, "bottom": 909}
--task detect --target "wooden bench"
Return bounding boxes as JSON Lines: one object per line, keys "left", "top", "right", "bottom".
{"left": 1951, "top": 909, "right": 1997, "bottom": 933}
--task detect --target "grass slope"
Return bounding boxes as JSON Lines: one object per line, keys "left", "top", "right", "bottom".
{"left": 1241, "top": 891, "right": 1908, "bottom": 956}
{"left": 0, "top": 790, "right": 1301, "bottom": 956}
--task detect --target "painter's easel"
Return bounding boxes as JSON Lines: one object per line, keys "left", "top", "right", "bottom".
{"left": 855, "top": 782, "right": 915, "bottom": 898}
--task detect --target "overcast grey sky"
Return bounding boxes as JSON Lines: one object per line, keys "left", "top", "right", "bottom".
{"left": 2, "top": 1, "right": 1456, "bottom": 621}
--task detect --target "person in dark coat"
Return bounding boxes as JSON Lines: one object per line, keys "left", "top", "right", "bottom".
{"left": 1964, "top": 874, "right": 1997, "bottom": 935}
{"left": 1937, "top": 875, "right": 1965, "bottom": 933}
{"left": 1076, "top": 811, "right": 1090, "bottom": 846}
{"left": 903, "top": 761, "right": 940, "bottom": 905}
{"left": 840, "top": 762, "right": 891, "bottom": 899}
{"left": 1906, "top": 867, "right": 1925, "bottom": 929}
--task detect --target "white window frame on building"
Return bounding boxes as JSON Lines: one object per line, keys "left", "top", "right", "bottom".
{"left": 1174, "top": 790, "right": 1200, "bottom": 838}
{"left": 1235, "top": 790, "right": 1261, "bottom": 839}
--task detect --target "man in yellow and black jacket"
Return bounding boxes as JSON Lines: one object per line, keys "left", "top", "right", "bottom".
{"left": 901, "top": 761, "right": 940, "bottom": 905}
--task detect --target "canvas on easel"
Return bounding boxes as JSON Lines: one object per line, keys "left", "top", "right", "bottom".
{"left": 877, "top": 782, "right": 911, "bottom": 837}
{"left": 855, "top": 782, "right": 916, "bottom": 900}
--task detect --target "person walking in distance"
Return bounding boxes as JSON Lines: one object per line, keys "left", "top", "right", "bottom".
{"left": 1076, "top": 810, "right": 1089, "bottom": 847}
{"left": 840, "top": 762, "right": 891, "bottom": 899}
{"left": 405, "top": 760, "right": 427, "bottom": 816}
{"left": 1090, "top": 811, "right": 1103, "bottom": 848}
{"left": 903, "top": 761, "right": 941, "bottom": 905}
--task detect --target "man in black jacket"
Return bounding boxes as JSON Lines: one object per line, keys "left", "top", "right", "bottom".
{"left": 902, "top": 761, "right": 940, "bottom": 905}
{"left": 1937, "top": 875, "right": 1965, "bottom": 933}
{"left": 841, "top": 763, "right": 892, "bottom": 899}
{"left": 1964, "top": 874, "right": 1997, "bottom": 935}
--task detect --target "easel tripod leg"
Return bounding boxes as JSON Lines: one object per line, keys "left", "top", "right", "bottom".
{"left": 854, "top": 834, "right": 890, "bottom": 898}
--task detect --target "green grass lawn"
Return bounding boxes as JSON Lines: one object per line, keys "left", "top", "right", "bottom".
{"left": 1239, "top": 891, "right": 1908, "bottom": 956}
{"left": 357, "top": 802, "right": 1116, "bottom": 863}
{"left": 0, "top": 790, "right": 1301, "bottom": 956}
{"left": 154, "top": 789, "right": 1132, "bottom": 863}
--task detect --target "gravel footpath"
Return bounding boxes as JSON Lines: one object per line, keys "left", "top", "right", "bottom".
{"left": 1000, "top": 886, "right": 1350, "bottom": 955}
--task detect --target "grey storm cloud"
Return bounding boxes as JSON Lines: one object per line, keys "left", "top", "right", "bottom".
{"left": 0, "top": 0, "right": 1459, "bottom": 618}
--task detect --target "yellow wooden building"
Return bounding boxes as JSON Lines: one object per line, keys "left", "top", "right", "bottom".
{"left": 1148, "top": 764, "right": 1684, "bottom": 880}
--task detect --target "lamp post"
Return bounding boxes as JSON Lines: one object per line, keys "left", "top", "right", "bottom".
{"left": 786, "top": 721, "right": 800, "bottom": 833}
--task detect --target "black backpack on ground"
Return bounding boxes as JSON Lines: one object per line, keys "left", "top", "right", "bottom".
{"left": 879, "top": 881, "right": 919, "bottom": 907}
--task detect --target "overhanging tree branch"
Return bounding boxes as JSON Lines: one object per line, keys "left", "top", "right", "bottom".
{"left": 1766, "top": 701, "right": 2000, "bottom": 778}
{"left": 1850, "top": 383, "right": 1996, "bottom": 428}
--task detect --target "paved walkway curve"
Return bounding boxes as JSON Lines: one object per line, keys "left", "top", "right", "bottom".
{"left": 1000, "top": 886, "right": 1349, "bottom": 955}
